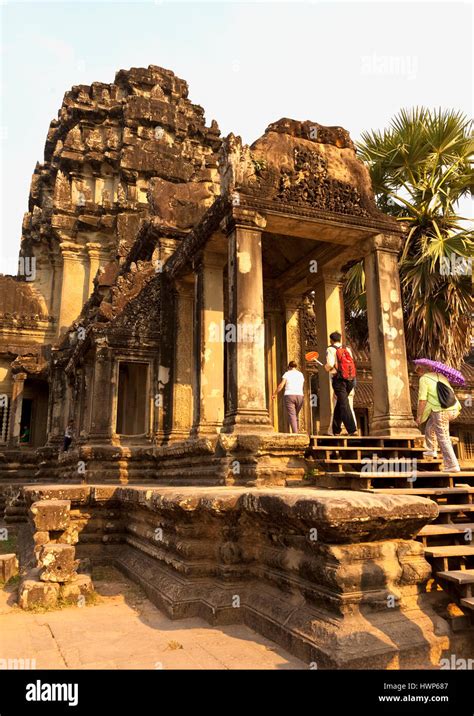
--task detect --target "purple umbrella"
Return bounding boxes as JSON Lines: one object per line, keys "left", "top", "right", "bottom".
{"left": 413, "top": 358, "right": 466, "bottom": 386}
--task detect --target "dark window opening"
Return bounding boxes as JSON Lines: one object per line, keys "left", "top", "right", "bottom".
{"left": 116, "top": 362, "right": 148, "bottom": 436}
{"left": 20, "top": 398, "right": 33, "bottom": 444}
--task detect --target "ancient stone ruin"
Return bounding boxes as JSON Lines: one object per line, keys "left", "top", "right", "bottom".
{"left": 0, "top": 65, "right": 473, "bottom": 668}
{"left": 19, "top": 498, "right": 93, "bottom": 609}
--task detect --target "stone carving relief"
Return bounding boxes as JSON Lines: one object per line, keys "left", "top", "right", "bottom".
{"left": 277, "top": 147, "right": 370, "bottom": 216}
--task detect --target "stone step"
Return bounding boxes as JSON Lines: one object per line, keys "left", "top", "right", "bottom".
{"left": 460, "top": 598, "right": 474, "bottom": 611}
{"left": 372, "top": 487, "right": 474, "bottom": 496}
{"left": 419, "top": 523, "right": 474, "bottom": 537}
{"left": 310, "top": 435, "right": 422, "bottom": 446}
{"left": 437, "top": 504, "right": 474, "bottom": 513}
{"left": 325, "top": 471, "right": 448, "bottom": 479}
{"left": 315, "top": 459, "right": 442, "bottom": 469}
{"left": 424, "top": 545, "right": 474, "bottom": 558}
{"left": 309, "top": 447, "right": 428, "bottom": 455}
{"left": 436, "top": 569, "right": 474, "bottom": 585}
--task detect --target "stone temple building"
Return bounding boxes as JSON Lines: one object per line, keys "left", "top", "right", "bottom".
{"left": 1, "top": 66, "right": 473, "bottom": 668}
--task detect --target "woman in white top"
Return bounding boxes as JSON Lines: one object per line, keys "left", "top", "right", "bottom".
{"left": 272, "top": 361, "right": 305, "bottom": 433}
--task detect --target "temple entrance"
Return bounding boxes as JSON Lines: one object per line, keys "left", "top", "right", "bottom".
{"left": 116, "top": 362, "right": 149, "bottom": 436}
{"left": 21, "top": 380, "right": 49, "bottom": 447}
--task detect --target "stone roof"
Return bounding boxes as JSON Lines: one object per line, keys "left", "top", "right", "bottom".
{"left": 219, "top": 119, "right": 399, "bottom": 227}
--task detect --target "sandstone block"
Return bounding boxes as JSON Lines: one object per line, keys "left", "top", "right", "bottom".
{"left": 33, "top": 531, "right": 49, "bottom": 546}
{"left": 38, "top": 544, "right": 78, "bottom": 583}
{"left": 0, "top": 554, "right": 19, "bottom": 583}
{"left": 57, "top": 525, "right": 80, "bottom": 545}
{"left": 29, "top": 500, "right": 71, "bottom": 531}
{"left": 19, "top": 570, "right": 60, "bottom": 609}
{"left": 60, "top": 574, "right": 94, "bottom": 604}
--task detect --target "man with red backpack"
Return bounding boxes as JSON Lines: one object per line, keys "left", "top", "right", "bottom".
{"left": 324, "top": 331, "right": 357, "bottom": 436}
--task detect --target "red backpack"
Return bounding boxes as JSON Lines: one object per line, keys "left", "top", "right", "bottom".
{"left": 335, "top": 345, "right": 356, "bottom": 380}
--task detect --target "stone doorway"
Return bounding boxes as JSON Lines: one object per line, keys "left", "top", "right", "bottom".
{"left": 115, "top": 362, "right": 149, "bottom": 436}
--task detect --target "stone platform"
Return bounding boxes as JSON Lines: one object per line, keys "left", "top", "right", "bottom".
{"left": 34, "top": 433, "right": 309, "bottom": 486}
{"left": 18, "top": 484, "right": 474, "bottom": 668}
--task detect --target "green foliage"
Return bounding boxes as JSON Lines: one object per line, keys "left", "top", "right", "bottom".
{"left": 345, "top": 108, "right": 473, "bottom": 365}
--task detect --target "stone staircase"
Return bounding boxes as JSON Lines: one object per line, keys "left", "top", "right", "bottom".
{"left": 306, "top": 434, "right": 474, "bottom": 624}
{"left": 0, "top": 448, "right": 39, "bottom": 481}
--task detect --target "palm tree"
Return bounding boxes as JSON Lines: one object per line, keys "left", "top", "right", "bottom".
{"left": 345, "top": 108, "right": 473, "bottom": 366}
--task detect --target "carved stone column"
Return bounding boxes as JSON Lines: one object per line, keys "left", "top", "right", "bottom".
{"left": 312, "top": 270, "right": 345, "bottom": 434}
{"left": 221, "top": 209, "right": 272, "bottom": 433}
{"left": 191, "top": 249, "right": 227, "bottom": 436}
{"left": 364, "top": 234, "right": 418, "bottom": 436}
{"left": 7, "top": 372, "right": 27, "bottom": 446}
{"left": 88, "top": 346, "right": 115, "bottom": 443}
{"left": 78, "top": 361, "right": 94, "bottom": 440}
{"left": 264, "top": 288, "right": 285, "bottom": 432}
{"left": 46, "top": 361, "right": 69, "bottom": 446}
{"left": 58, "top": 242, "right": 87, "bottom": 335}
{"left": 86, "top": 242, "right": 102, "bottom": 297}
{"left": 283, "top": 296, "right": 309, "bottom": 433}
{"left": 166, "top": 277, "right": 195, "bottom": 441}
{"left": 155, "top": 237, "right": 182, "bottom": 444}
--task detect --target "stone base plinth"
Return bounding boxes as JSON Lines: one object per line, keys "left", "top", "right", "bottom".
{"left": 35, "top": 433, "right": 309, "bottom": 486}
{"left": 20, "top": 483, "right": 474, "bottom": 667}
{"left": 155, "top": 433, "right": 309, "bottom": 486}
{"left": 370, "top": 415, "right": 421, "bottom": 437}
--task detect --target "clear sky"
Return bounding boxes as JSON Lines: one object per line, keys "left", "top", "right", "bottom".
{"left": 0, "top": 0, "right": 472, "bottom": 274}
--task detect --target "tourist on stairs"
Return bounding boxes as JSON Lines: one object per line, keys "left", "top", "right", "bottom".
{"left": 414, "top": 360, "right": 462, "bottom": 473}
{"left": 324, "top": 331, "right": 357, "bottom": 436}
{"left": 272, "top": 361, "right": 305, "bottom": 433}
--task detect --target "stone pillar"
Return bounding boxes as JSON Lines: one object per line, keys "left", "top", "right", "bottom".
{"left": 79, "top": 362, "right": 94, "bottom": 439}
{"left": 58, "top": 243, "right": 87, "bottom": 335}
{"left": 86, "top": 243, "right": 102, "bottom": 298}
{"left": 312, "top": 270, "right": 345, "bottom": 434}
{"left": 222, "top": 210, "right": 272, "bottom": 433}
{"left": 7, "top": 372, "right": 27, "bottom": 446}
{"left": 364, "top": 234, "right": 418, "bottom": 436}
{"left": 88, "top": 347, "right": 115, "bottom": 443}
{"left": 264, "top": 298, "right": 284, "bottom": 432}
{"left": 166, "top": 278, "right": 195, "bottom": 441}
{"left": 191, "top": 250, "right": 227, "bottom": 436}
{"left": 155, "top": 238, "right": 182, "bottom": 444}
{"left": 46, "top": 362, "right": 69, "bottom": 446}
{"left": 283, "top": 296, "right": 309, "bottom": 434}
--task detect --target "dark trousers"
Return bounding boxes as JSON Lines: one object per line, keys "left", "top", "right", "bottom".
{"left": 331, "top": 377, "right": 356, "bottom": 435}
{"left": 284, "top": 394, "right": 304, "bottom": 433}
{"left": 63, "top": 436, "right": 72, "bottom": 452}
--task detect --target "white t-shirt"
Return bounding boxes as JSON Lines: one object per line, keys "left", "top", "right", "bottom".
{"left": 282, "top": 369, "right": 304, "bottom": 396}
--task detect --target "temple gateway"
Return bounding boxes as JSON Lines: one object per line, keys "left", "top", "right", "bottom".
{"left": 1, "top": 66, "right": 473, "bottom": 668}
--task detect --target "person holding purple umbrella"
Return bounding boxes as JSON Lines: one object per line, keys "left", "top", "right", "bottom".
{"left": 413, "top": 359, "right": 464, "bottom": 473}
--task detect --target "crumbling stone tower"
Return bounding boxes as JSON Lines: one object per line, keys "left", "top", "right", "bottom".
{"left": 20, "top": 65, "right": 221, "bottom": 337}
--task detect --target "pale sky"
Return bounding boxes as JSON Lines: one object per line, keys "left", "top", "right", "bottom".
{"left": 0, "top": 0, "right": 472, "bottom": 274}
